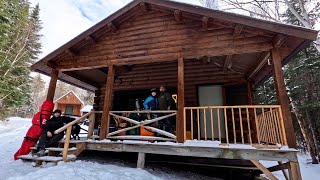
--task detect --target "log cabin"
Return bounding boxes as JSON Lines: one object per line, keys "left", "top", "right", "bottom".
{"left": 54, "top": 91, "right": 84, "bottom": 116}
{"left": 28, "top": 0, "right": 318, "bottom": 179}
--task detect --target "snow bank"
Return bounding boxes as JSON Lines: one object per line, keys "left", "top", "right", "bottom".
{"left": 7, "top": 161, "right": 161, "bottom": 180}
{"left": 1, "top": 117, "right": 320, "bottom": 180}
{"left": 261, "top": 154, "right": 320, "bottom": 180}
{"left": 0, "top": 117, "right": 31, "bottom": 135}
{"left": 0, "top": 117, "right": 214, "bottom": 180}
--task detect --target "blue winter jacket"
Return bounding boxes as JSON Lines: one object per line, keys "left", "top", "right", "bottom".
{"left": 143, "top": 96, "right": 158, "bottom": 110}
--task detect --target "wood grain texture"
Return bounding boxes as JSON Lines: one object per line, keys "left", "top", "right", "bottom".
{"left": 271, "top": 48, "right": 295, "bottom": 148}
{"left": 100, "top": 65, "right": 115, "bottom": 140}
{"left": 47, "top": 69, "right": 59, "bottom": 101}
{"left": 177, "top": 57, "right": 185, "bottom": 143}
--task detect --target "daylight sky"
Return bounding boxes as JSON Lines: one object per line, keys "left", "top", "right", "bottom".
{"left": 29, "top": 0, "right": 202, "bottom": 59}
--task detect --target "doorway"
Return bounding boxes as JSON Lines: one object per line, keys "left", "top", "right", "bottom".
{"left": 198, "top": 85, "right": 226, "bottom": 139}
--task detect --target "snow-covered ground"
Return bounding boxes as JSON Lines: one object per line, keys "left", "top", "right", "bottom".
{"left": 1, "top": 117, "right": 320, "bottom": 180}
{"left": 0, "top": 117, "right": 214, "bottom": 180}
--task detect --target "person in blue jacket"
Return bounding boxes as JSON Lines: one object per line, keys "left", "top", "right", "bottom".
{"left": 143, "top": 88, "right": 158, "bottom": 110}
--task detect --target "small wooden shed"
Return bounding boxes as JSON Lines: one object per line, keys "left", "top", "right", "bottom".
{"left": 54, "top": 91, "right": 84, "bottom": 116}
{"left": 30, "top": 0, "right": 319, "bottom": 178}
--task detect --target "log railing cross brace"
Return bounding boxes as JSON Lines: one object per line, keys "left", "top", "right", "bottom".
{"left": 107, "top": 111, "right": 177, "bottom": 139}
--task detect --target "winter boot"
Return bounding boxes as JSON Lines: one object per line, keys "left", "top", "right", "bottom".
{"left": 36, "top": 149, "right": 46, "bottom": 157}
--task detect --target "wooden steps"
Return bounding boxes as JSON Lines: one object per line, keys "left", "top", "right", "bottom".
{"left": 18, "top": 154, "right": 76, "bottom": 166}
{"left": 18, "top": 144, "right": 84, "bottom": 167}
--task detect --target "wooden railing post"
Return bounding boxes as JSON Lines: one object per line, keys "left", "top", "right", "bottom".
{"left": 254, "top": 108, "right": 261, "bottom": 144}
{"left": 278, "top": 107, "right": 288, "bottom": 145}
{"left": 87, "top": 112, "right": 95, "bottom": 139}
{"left": 177, "top": 57, "right": 185, "bottom": 143}
{"left": 63, "top": 126, "right": 72, "bottom": 162}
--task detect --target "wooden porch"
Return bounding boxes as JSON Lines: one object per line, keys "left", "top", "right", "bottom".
{"left": 18, "top": 104, "right": 298, "bottom": 179}
{"left": 51, "top": 104, "right": 298, "bottom": 179}
{"left": 28, "top": 0, "right": 319, "bottom": 179}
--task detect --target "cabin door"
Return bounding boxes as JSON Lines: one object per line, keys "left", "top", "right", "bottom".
{"left": 198, "top": 85, "right": 226, "bottom": 139}
{"left": 65, "top": 105, "right": 73, "bottom": 115}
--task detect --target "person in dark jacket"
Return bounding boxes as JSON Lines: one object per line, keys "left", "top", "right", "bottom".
{"left": 36, "top": 109, "right": 64, "bottom": 156}
{"left": 158, "top": 85, "right": 172, "bottom": 110}
{"left": 143, "top": 88, "right": 158, "bottom": 110}
{"left": 158, "top": 85, "right": 174, "bottom": 133}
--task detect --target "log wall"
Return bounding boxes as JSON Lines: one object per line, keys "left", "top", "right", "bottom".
{"left": 56, "top": 10, "right": 272, "bottom": 71}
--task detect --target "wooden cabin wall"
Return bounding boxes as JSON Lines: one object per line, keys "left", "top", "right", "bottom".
{"left": 224, "top": 85, "right": 257, "bottom": 143}
{"left": 80, "top": 10, "right": 257, "bottom": 130}
{"left": 54, "top": 103, "right": 82, "bottom": 116}
{"left": 56, "top": 10, "right": 272, "bottom": 72}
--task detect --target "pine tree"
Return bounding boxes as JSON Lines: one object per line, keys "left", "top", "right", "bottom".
{"left": 254, "top": 3, "right": 320, "bottom": 163}
{"left": 0, "top": 1, "right": 42, "bottom": 120}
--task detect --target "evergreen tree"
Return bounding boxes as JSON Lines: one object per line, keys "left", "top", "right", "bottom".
{"left": 0, "top": 1, "right": 42, "bottom": 120}
{"left": 254, "top": 2, "right": 320, "bottom": 163}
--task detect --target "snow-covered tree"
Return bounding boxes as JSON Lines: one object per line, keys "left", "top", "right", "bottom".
{"left": 0, "top": 1, "right": 42, "bottom": 120}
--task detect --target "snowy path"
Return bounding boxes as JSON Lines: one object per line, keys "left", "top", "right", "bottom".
{"left": 0, "top": 117, "right": 214, "bottom": 180}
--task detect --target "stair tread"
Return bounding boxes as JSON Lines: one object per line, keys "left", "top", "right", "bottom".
{"left": 18, "top": 154, "right": 76, "bottom": 162}
{"left": 36, "top": 155, "right": 76, "bottom": 162}
{"left": 30, "top": 147, "right": 77, "bottom": 151}
{"left": 46, "top": 147, "right": 77, "bottom": 151}
{"left": 18, "top": 154, "right": 35, "bottom": 160}
{"left": 59, "top": 140, "right": 87, "bottom": 143}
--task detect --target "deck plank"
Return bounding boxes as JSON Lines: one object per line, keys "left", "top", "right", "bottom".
{"left": 86, "top": 141, "right": 298, "bottom": 162}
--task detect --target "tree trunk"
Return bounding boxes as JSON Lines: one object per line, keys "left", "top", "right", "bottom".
{"left": 306, "top": 111, "right": 320, "bottom": 161}
{"left": 291, "top": 103, "right": 319, "bottom": 164}
{"left": 315, "top": 38, "right": 320, "bottom": 54}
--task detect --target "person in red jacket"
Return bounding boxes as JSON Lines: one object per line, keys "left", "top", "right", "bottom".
{"left": 35, "top": 109, "right": 64, "bottom": 157}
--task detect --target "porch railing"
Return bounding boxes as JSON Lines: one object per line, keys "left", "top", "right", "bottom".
{"left": 106, "top": 110, "right": 177, "bottom": 141}
{"left": 184, "top": 105, "right": 287, "bottom": 146}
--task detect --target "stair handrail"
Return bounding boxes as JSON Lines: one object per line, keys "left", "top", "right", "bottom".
{"left": 53, "top": 111, "right": 93, "bottom": 162}
{"left": 54, "top": 111, "right": 93, "bottom": 134}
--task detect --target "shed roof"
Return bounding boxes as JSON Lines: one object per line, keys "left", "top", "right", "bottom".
{"left": 81, "top": 105, "right": 93, "bottom": 112}
{"left": 54, "top": 91, "right": 84, "bottom": 105}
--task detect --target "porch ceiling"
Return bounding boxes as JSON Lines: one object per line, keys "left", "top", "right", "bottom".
{"left": 62, "top": 53, "right": 264, "bottom": 91}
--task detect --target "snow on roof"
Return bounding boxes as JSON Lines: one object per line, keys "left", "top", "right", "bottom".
{"left": 54, "top": 90, "right": 84, "bottom": 105}
{"left": 80, "top": 105, "right": 93, "bottom": 112}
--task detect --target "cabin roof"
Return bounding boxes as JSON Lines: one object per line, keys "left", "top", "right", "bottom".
{"left": 31, "top": 0, "right": 318, "bottom": 91}
{"left": 81, "top": 105, "right": 93, "bottom": 112}
{"left": 54, "top": 91, "right": 84, "bottom": 105}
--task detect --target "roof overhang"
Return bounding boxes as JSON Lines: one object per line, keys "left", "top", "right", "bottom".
{"left": 31, "top": 0, "right": 319, "bottom": 90}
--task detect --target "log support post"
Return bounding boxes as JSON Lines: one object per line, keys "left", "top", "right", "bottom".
{"left": 177, "top": 57, "right": 185, "bottom": 143}
{"left": 137, "top": 152, "right": 146, "bottom": 168}
{"left": 87, "top": 112, "right": 96, "bottom": 139}
{"left": 270, "top": 48, "right": 296, "bottom": 148}
{"left": 46, "top": 69, "right": 59, "bottom": 101}
{"left": 100, "top": 64, "right": 115, "bottom": 140}
{"left": 288, "top": 161, "right": 302, "bottom": 180}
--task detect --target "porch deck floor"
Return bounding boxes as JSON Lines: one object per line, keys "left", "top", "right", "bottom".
{"left": 61, "top": 139, "right": 299, "bottom": 163}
